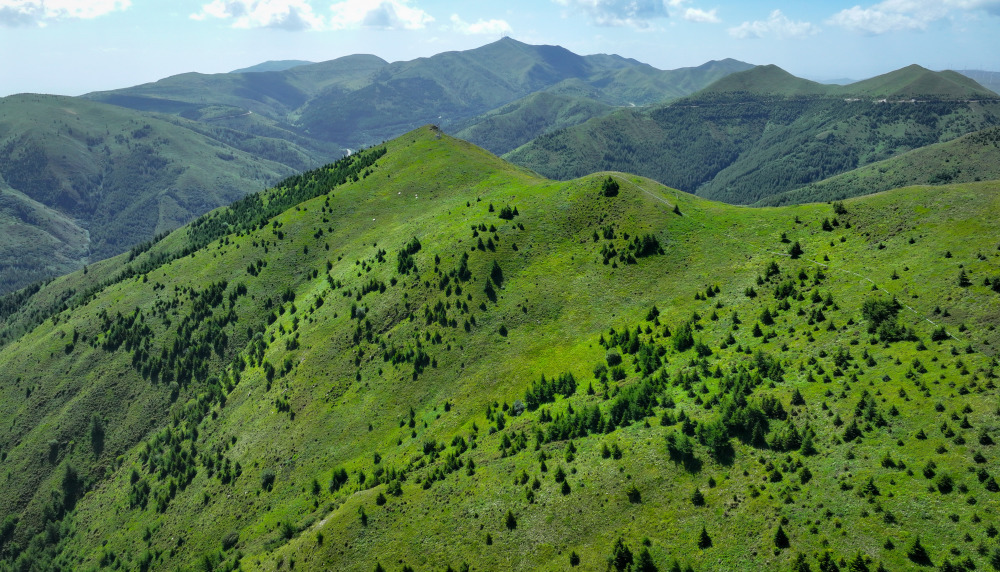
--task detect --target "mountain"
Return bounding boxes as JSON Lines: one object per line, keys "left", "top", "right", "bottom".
{"left": 449, "top": 92, "right": 614, "bottom": 155}
{"left": 506, "top": 64, "right": 1000, "bottom": 204}
{"left": 85, "top": 54, "right": 389, "bottom": 121}
{"left": 842, "top": 64, "right": 995, "bottom": 99}
{"left": 231, "top": 60, "right": 315, "bottom": 74}
{"left": 86, "top": 38, "right": 751, "bottom": 150}
{"left": 2, "top": 126, "right": 1000, "bottom": 571}
{"left": 0, "top": 94, "right": 336, "bottom": 294}
{"left": 958, "top": 70, "right": 1000, "bottom": 95}
{"left": 756, "top": 126, "right": 1000, "bottom": 206}
{"left": 1, "top": 41, "right": 752, "bottom": 295}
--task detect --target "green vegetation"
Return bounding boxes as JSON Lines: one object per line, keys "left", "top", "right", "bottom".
{"left": 0, "top": 93, "right": 335, "bottom": 294}
{"left": 507, "top": 64, "right": 1000, "bottom": 205}
{"left": 0, "top": 127, "right": 999, "bottom": 571}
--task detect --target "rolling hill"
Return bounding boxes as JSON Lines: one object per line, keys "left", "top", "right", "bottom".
{"left": 0, "top": 94, "right": 337, "bottom": 294}
{"left": 1, "top": 127, "right": 1000, "bottom": 571}
{"left": 506, "top": 64, "right": 1000, "bottom": 205}
{"left": 757, "top": 126, "right": 1000, "bottom": 206}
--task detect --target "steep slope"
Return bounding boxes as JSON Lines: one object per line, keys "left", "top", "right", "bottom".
{"left": 507, "top": 64, "right": 1000, "bottom": 204}
{"left": 757, "top": 126, "right": 1000, "bottom": 206}
{"left": 2, "top": 127, "right": 1000, "bottom": 571}
{"left": 0, "top": 94, "right": 335, "bottom": 294}
{"left": 958, "top": 70, "right": 1000, "bottom": 95}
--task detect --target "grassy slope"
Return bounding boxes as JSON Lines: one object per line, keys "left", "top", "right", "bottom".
{"left": 506, "top": 64, "right": 1000, "bottom": 205}
{"left": 757, "top": 126, "right": 1000, "bottom": 206}
{"left": 2, "top": 128, "right": 1000, "bottom": 571}
{"left": 0, "top": 94, "right": 336, "bottom": 294}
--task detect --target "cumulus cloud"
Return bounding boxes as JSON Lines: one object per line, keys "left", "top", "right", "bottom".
{"left": 828, "top": 0, "right": 1000, "bottom": 34}
{"left": 0, "top": 0, "right": 130, "bottom": 27}
{"left": 682, "top": 7, "right": 719, "bottom": 23}
{"left": 329, "top": 0, "right": 433, "bottom": 30}
{"left": 191, "top": 0, "right": 433, "bottom": 31}
{"left": 729, "top": 9, "right": 818, "bottom": 39}
{"left": 552, "top": 0, "right": 669, "bottom": 28}
{"left": 450, "top": 14, "right": 511, "bottom": 35}
{"left": 191, "top": 0, "right": 324, "bottom": 30}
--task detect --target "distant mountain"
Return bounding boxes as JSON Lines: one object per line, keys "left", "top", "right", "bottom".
{"left": 756, "top": 126, "right": 1000, "bottom": 206}
{"left": 957, "top": 69, "right": 1000, "bottom": 95}
{"left": 841, "top": 64, "right": 994, "bottom": 99}
{"left": 506, "top": 64, "right": 1000, "bottom": 204}
{"left": 230, "top": 60, "right": 314, "bottom": 73}
{"left": 86, "top": 38, "right": 751, "bottom": 150}
{"left": 694, "top": 64, "right": 830, "bottom": 97}
{"left": 0, "top": 94, "right": 336, "bottom": 294}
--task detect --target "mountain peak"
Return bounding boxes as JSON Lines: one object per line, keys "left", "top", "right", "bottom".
{"left": 841, "top": 64, "right": 996, "bottom": 98}
{"left": 693, "top": 64, "right": 830, "bottom": 97}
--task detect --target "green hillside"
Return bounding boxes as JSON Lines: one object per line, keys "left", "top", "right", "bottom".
{"left": 451, "top": 92, "right": 613, "bottom": 155}
{"left": 506, "top": 64, "right": 1000, "bottom": 204}
{"left": 757, "top": 126, "right": 1000, "bottom": 206}
{"left": 843, "top": 65, "right": 996, "bottom": 99}
{"left": 0, "top": 94, "right": 336, "bottom": 294}
{"left": 2, "top": 127, "right": 1000, "bottom": 571}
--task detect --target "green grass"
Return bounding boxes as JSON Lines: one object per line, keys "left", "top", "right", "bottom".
{"left": 1, "top": 127, "right": 1000, "bottom": 571}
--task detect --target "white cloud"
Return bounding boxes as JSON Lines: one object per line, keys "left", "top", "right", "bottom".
{"left": 729, "top": 9, "right": 818, "bottom": 39}
{"left": 450, "top": 14, "right": 511, "bottom": 35}
{"left": 552, "top": 0, "right": 669, "bottom": 28}
{"left": 329, "top": 0, "right": 433, "bottom": 30}
{"left": 682, "top": 7, "right": 719, "bottom": 23}
{"left": 829, "top": 0, "right": 1000, "bottom": 34}
{"left": 191, "top": 0, "right": 432, "bottom": 31}
{"left": 0, "top": 0, "right": 129, "bottom": 27}
{"left": 191, "top": 0, "right": 324, "bottom": 30}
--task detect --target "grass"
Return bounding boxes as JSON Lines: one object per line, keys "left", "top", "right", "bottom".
{"left": 0, "top": 127, "right": 999, "bottom": 571}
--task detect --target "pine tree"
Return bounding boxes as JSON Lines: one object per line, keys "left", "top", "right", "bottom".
{"left": 774, "top": 525, "right": 790, "bottom": 549}
{"left": 636, "top": 547, "right": 658, "bottom": 572}
{"left": 610, "top": 537, "right": 633, "bottom": 571}
{"left": 697, "top": 526, "right": 712, "bottom": 549}
{"left": 789, "top": 241, "right": 803, "bottom": 259}
{"left": 505, "top": 510, "right": 517, "bottom": 531}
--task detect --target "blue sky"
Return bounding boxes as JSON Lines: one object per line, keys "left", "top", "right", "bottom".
{"left": 1, "top": 0, "right": 999, "bottom": 97}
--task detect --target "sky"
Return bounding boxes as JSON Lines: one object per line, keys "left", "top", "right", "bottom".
{"left": 1, "top": 0, "right": 999, "bottom": 97}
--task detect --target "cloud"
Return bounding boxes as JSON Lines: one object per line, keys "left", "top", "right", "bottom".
{"left": 729, "top": 9, "right": 818, "bottom": 39}
{"left": 191, "top": 0, "right": 324, "bottom": 30}
{"left": 828, "top": 0, "right": 1000, "bottom": 34}
{"left": 450, "top": 14, "right": 511, "bottom": 35}
{"left": 552, "top": 0, "right": 669, "bottom": 28}
{"left": 682, "top": 7, "right": 719, "bottom": 23}
{"left": 0, "top": 0, "right": 130, "bottom": 27}
{"left": 191, "top": 0, "right": 432, "bottom": 31}
{"left": 329, "top": 0, "right": 432, "bottom": 30}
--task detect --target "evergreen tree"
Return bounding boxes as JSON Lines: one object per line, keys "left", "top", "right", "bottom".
{"left": 697, "top": 526, "right": 712, "bottom": 549}
{"left": 789, "top": 241, "right": 804, "bottom": 259}
{"left": 636, "top": 547, "right": 658, "bottom": 572}
{"left": 505, "top": 510, "right": 517, "bottom": 531}
{"left": 610, "top": 537, "right": 634, "bottom": 571}
{"left": 774, "top": 525, "right": 790, "bottom": 549}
